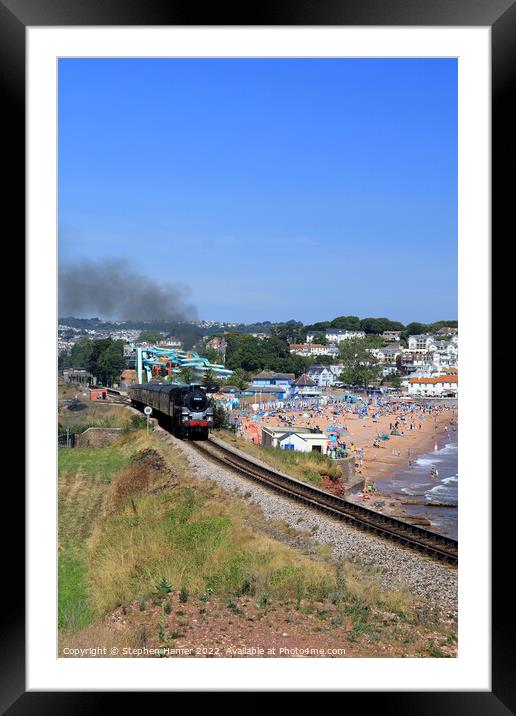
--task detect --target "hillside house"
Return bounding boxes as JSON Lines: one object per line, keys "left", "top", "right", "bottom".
{"left": 289, "top": 343, "right": 339, "bottom": 358}
{"left": 307, "top": 364, "right": 343, "bottom": 387}
{"left": 381, "top": 330, "right": 402, "bottom": 341}
{"left": 407, "top": 334, "right": 436, "bottom": 353}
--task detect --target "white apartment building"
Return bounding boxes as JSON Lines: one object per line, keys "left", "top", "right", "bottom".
{"left": 289, "top": 343, "right": 340, "bottom": 358}
{"left": 407, "top": 334, "right": 436, "bottom": 353}
{"left": 429, "top": 336, "right": 458, "bottom": 368}
{"left": 306, "top": 329, "right": 365, "bottom": 343}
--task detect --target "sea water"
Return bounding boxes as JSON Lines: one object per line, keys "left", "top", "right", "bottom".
{"left": 376, "top": 427, "right": 458, "bottom": 538}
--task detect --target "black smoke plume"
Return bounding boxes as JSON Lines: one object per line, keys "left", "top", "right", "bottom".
{"left": 59, "top": 259, "right": 197, "bottom": 321}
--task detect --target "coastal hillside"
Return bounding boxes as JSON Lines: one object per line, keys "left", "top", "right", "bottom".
{"left": 58, "top": 411, "right": 457, "bottom": 658}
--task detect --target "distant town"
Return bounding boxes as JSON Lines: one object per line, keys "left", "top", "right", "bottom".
{"left": 58, "top": 315, "right": 458, "bottom": 398}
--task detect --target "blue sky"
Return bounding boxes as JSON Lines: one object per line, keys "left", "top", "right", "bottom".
{"left": 58, "top": 58, "right": 457, "bottom": 324}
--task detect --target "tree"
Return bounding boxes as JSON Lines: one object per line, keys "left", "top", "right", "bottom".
{"left": 304, "top": 321, "right": 330, "bottom": 333}
{"left": 312, "top": 332, "right": 327, "bottom": 345}
{"left": 225, "top": 332, "right": 309, "bottom": 375}
{"left": 338, "top": 338, "right": 381, "bottom": 386}
{"left": 360, "top": 317, "right": 405, "bottom": 334}
{"left": 429, "top": 320, "right": 458, "bottom": 331}
{"left": 361, "top": 335, "right": 386, "bottom": 349}
{"left": 203, "top": 346, "right": 221, "bottom": 364}
{"left": 58, "top": 352, "right": 70, "bottom": 370}
{"left": 311, "top": 354, "right": 335, "bottom": 366}
{"left": 270, "top": 322, "right": 306, "bottom": 344}
{"left": 137, "top": 330, "right": 163, "bottom": 343}
{"left": 179, "top": 366, "right": 195, "bottom": 384}
{"left": 71, "top": 338, "right": 94, "bottom": 366}
{"left": 86, "top": 338, "right": 109, "bottom": 376}
{"left": 329, "top": 315, "right": 361, "bottom": 330}
{"left": 225, "top": 333, "right": 268, "bottom": 372}
{"left": 202, "top": 369, "right": 219, "bottom": 392}
{"left": 210, "top": 399, "right": 228, "bottom": 429}
{"left": 97, "top": 341, "right": 125, "bottom": 385}
{"left": 402, "top": 322, "right": 429, "bottom": 339}
{"left": 387, "top": 374, "right": 402, "bottom": 389}
{"left": 231, "top": 368, "right": 251, "bottom": 391}
{"left": 71, "top": 338, "right": 125, "bottom": 385}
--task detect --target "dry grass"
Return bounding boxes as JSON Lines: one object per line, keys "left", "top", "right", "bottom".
{"left": 58, "top": 430, "right": 157, "bottom": 631}
{"left": 86, "top": 477, "right": 338, "bottom": 615}
{"left": 59, "top": 620, "right": 147, "bottom": 657}
{"left": 58, "top": 401, "right": 134, "bottom": 432}
{"left": 59, "top": 423, "right": 455, "bottom": 657}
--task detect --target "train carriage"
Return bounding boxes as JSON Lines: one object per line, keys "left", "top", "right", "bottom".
{"left": 128, "top": 383, "right": 213, "bottom": 439}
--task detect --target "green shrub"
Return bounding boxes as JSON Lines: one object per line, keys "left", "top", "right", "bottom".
{"left": 256, "top": 591, "right": 269, "bottom": 608}
{"left": 227, "top": 600, "right": 243, "bottom": 616}
{"left": 125, "top": 415, "right": 148, "bottom": 432}
{"left": 155, "top": 577, "right": 173, "bottom": 597}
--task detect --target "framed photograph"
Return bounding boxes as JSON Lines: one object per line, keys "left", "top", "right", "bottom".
{"left": 5, "top": 0, "right": 511, "bottom": 706}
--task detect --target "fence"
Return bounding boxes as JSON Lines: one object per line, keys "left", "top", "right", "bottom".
{"left": 58, "top": 430, "right": 75, "bottom": 448}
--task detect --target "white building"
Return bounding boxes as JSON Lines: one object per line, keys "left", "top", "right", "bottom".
{"left": 429, "top": 336, "right": 458, "bottom": 368}
{"left": 159, "top": 338, "right": 182, "bottom": 349}
{"left": 289, "top": 343, "right": 339, "bottom": 358}
{"left": 368, "top": 344, "right": 402, "bottom": 363}
{"left": 407, "top": 374, "right": 458, "bottom": 397}
{"left": 306, "top": 329, "right": 365, "bottom": 343}
{"left": 381, "top": 330, "right": 402, "bottom": 341}
{"left": 407, "top": 334, "right": 436, "bottom": 353}
{"left": 399, "top": 351, "right": 434, "bottom": 373}
{"left": 261, "top": 426, "right": 328, "bottom": 454}
{"left": 325, "top": 329, "right": 365, "bottom": 343}
{"left": 380, "top": 365, "right": 399, "bottom": 378}
{"left": 307, "top": 364, "right": 343, "bottom": 387}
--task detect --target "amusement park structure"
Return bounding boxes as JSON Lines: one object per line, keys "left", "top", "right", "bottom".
{"left": 136, "top": 345, "right": 233, "bottom": 384}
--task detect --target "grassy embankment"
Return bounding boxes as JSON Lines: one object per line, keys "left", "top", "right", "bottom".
{"left": 58, "top": 397, "right": 145, "bottom": 630}
{"left": 213, "top": 430, "right": 342, "bottom": 487}
{"left": 59, "top": 429, "right": 347, "bottom": 633}
{"left": 58, "top": 400, "right": 457, "bottom": 657}
{"left": 59, "top": 448, "right": 455, "bottom": 656}
{"left": 58, "top": 400, "right": 135, "bottom": 434}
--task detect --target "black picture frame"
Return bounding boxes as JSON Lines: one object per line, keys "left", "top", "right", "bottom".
{"left": 4, "top": 0, "right": 511, "bottom": 708}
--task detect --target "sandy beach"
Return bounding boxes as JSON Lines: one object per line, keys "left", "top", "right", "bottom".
{"left": 232, "top": 395, "right": 458, "bottom": 529}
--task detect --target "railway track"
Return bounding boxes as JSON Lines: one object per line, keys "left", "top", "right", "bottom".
{"left": 190, "top": 438, "right": 458, "bottom": 566}
{"left": 106, "top": 388, "right": 132, "bottom": 406}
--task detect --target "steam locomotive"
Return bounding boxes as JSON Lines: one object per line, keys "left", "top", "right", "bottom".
{"left": 128, "top": 383, "right": 213, "bottom": 440}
